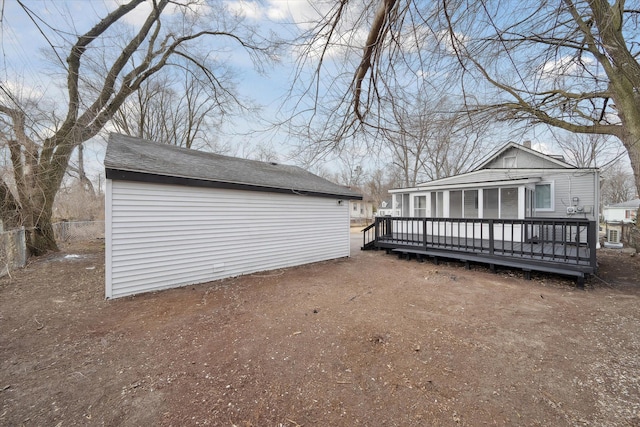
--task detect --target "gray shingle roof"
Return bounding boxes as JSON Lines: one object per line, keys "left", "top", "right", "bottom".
{"left": 104, "top": 133, "right": 361, "bottom": 199}
{"left": 607, "top": 198, "right": 640, "bottom": 208}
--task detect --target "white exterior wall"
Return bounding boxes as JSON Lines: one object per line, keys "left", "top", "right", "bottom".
{"left": 603, "top": 207, "right": 634, "bottom": 223}
{"left": 106, "top": 180, "right": 351, "bottom": 299}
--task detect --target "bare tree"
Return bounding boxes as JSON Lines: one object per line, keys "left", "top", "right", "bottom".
{"left": 301, "top": 1, "right": 640, "bottom": 212}
{"left": 387, "top": 95, "right": 491, "bottom": 186}
{"left": 110, "top": 67, "right": 230, "bottom": 151}
{"left": 65, "top": 144, "right": 96, "bottom": 195}
{"left": 364, "top": 166, "right": 395, "bottom": 208}
{"left": 0, "top": 0, "right": 272, "bottom": 255}
{"left": 555, "top": 133, "right": 623, "bottom": 168}
{"left": 601, "top": 161, "right": 637, "bottom": 205}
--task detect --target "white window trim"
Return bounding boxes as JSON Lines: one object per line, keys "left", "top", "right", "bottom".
{"left": 534, "top": 181, "right": 555, "bottom": 212}
{"left": 503, "top": 155, "right": 517, "bottom": 168}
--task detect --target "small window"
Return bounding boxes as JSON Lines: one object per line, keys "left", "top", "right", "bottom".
{"left": 353, "top": 203, "right": 357, "bottom": 211}
{"left": 535, "top": 183, "right": 554, "bottom": 211}
{"left": 503, "top": 156, "right": 517, "bottom": 168}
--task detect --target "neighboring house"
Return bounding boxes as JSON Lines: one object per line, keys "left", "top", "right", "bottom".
{"left": 349, "top": 200, "right": 374, "bottom": 223}
{"left": 389, "top": 141, "right": 600, "bottom": 222}
{"left": 376, "top": 199, "right": 396, "bottom": 216}
{"left": 603, "top": 199, "right": 639, "bottom": 223}
{"left": 104, "top": 134, "right": 361, "bottom": 299}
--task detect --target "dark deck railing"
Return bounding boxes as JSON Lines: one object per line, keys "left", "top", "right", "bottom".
{"left": 363, "top": 216, "right": 597, "bottom": 282}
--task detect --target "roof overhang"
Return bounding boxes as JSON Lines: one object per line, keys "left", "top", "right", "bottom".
{"left": 106, "top": 168, "right": 363, "bottom": 200}
{"left": 389, "top": 177, "right": 542, "bottom": 193}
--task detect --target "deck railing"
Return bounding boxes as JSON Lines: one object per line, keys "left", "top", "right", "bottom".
{"left": 364, "top": 216, "right": 597, "bottom": 270}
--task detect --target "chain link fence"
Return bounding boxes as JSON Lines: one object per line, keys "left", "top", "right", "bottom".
{"left": 52, "top": 221, "right": 105, "bottom": 243}
{"left": 0, "top": 221, "right": 104, "bottom": 278}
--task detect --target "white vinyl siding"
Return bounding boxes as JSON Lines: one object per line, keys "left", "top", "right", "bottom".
{"left": 106, "top": 180, "right": 350, "bottom": 298}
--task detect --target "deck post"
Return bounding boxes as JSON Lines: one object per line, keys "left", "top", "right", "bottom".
{"left": 423, "top": 218, "right": 428, "bottom": 249}
{"left": 588, "top": 220, "right": 597, "bottom": 269}
{"left": 488, "top": 219, "right": 495, "bottom": 255}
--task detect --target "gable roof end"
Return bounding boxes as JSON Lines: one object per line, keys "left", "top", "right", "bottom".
{"left": 473, "top": 141, "right": 576, "bottom": 171}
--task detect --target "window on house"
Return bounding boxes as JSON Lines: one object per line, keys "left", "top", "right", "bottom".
{"left": 483, "top": 188, "right": 499, "bottom": 218}
{"left": 430, "top": 193, "right": 437, "bottom": 217}
{"left": 394, "top": 193, "right": 411, "bottom": 216}
{"left": 450, "top": 191, "right": 463, "bottom": 218}
{"left": 501, "top": 187, "right": 518, "bottom": 219}
{"left": 503, "top": 156, "right": 517, "bottom": 168}
{"left": 353, "top": 203, "right": 357, "bottom": 211}
{"left": 464, "top": 190, "right": 478, "bottom": 218}
{"left": 414, "top": 195, "right": 427, "bottom": 217}
{"left": 626, "top": 209, "right": 632, "bottom": 219}
{"left": 535, "top": 183, "right": 553, "bottom": 211}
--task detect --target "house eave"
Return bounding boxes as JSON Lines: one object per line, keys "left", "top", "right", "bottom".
{"left": 106, "top": 168, "right": 363, "bottom": 200}
{"left": 390, "top": 178, "right": 542, "bottom": 192}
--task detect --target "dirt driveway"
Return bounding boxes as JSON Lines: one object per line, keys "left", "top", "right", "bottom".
{"left": 1, "top": 233, "right": 640, "bottom": 426}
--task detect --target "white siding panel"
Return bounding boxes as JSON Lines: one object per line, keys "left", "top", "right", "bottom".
{"left": 107, "top": 180, "right": 351, "bottom": 298}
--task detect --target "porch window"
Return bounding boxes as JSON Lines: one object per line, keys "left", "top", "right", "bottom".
{"left": 501, "top": 187, "right": 518, "bottom": 219}
{"left": 436, "top": 191, "right": 444, "bottom": 217}
{"left": 400, "top": 194, "right": 410, "bottom": 216}
{"left": 483, "top": 188, "right": 499, "bottom": 218}
{"left": 450, "top": 191, "right": 463, "bottom": 218}
{"left": 414, "top": 196, "right": 427, "bottom": 217}
{"left": 464, "top": 190, "right": 478, "bottom": 218}
{"left": 535, "top": 183, "right": 554, "bottom": 211}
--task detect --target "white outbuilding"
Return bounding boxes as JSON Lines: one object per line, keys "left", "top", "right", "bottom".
{"left": 104, "top": 134, "right": 362, "bottom": 299}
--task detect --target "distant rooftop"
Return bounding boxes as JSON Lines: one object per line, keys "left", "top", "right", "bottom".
{"left": 607, "top": 198, "right": 640, "bottom": 208}
{"left": 104, "top": 134, "right": 362, "bottom": 200}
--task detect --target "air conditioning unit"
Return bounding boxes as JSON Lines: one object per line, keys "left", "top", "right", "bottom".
{"left": 566, "top": 206, "right": 576, "bottom": 214}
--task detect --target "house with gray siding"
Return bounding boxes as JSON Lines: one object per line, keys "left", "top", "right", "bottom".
{"left": 389, "top": 141, "right": 600, "bottom": 223}
{"left": 104, "top": 134, "right": 361, "bottom": 299}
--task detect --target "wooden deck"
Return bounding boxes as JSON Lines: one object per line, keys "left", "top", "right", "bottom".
{"left": 362, "top": 217, "right": 598, "bottom": 286}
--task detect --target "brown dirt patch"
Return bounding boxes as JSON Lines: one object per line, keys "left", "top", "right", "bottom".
{"left": 1, "top": 237, "right": 640, "bottom": 426}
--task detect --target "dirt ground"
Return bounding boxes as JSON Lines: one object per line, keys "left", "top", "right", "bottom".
{"left": 1, "top": 233, "right": 640, "bottom": 426}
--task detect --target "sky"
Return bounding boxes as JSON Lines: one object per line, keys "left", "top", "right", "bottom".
{"left": 0, "top": 0, "right": 330, "bottom": 181}
{"left": 0, "top": 0, "right": 634, "bottom": 187}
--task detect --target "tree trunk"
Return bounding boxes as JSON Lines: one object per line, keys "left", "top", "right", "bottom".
{"left": 27, "top": 217, "right": 58, "bottom": 256}
{"left": 22, "top": 183, "right": 59, "bottom": 255}
{"left": 0, "top": 181, "right": 22, "bottom": 229}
